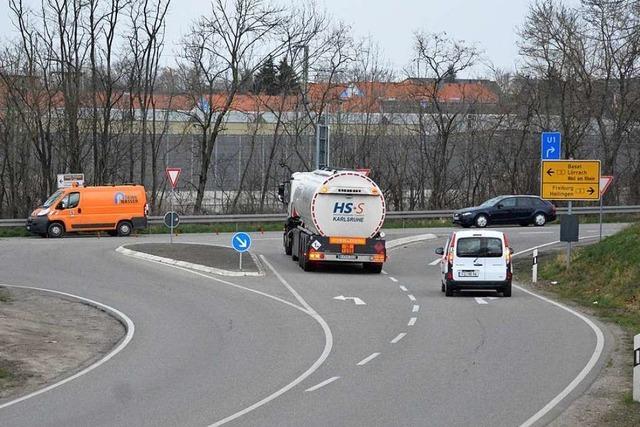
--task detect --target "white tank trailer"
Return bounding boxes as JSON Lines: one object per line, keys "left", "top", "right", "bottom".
{"left": 278, "top": 169, "right": 387, "bottom": 272}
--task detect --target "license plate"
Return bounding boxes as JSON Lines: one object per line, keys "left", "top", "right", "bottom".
{"left": 458, "top": 270, "right": 478, "bottom": 277}
{"left": 337, "top": 254, "right": 357, "bottom": 260}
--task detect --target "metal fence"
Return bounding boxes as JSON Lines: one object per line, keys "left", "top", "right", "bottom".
{"left": 2, "top": 205, "right": 639, "bottom": 228}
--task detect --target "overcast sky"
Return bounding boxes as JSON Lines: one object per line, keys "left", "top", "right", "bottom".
{"left": 0, "top": 0, "right": 581, "bottom": 76}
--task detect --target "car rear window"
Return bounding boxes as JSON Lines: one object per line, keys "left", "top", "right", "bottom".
{"left": 456, "top": 237, "right": 503, "bottom": 258}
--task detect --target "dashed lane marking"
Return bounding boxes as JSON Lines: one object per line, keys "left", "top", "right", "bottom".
{"left": 357, "top": 352, "right": 381, "bottom": 366}
{"left": 399, "top": 285, "right": 408, "bottom": 292}
{"left": 408, "top": 317, "right": 417, "bottom": 326}
{"left": 475, "top": 297, "right": 489, "bottom": 305}
{"left": 389, "top": 277, "right": 398, "bottom": 283}
{"left": 305, "top": 376, "right": 340, "bottom": 392}
{"left": 429, "top": 258, "right": 441, "bottom": 266}
{"left": 412, "top": 304, "right": 420, "bottom": 313}
{"left": 390, "top": 333, "right": 407, "bottom": 344}
{"left": 408, "top": 294, "right": 416, "bottom": 301}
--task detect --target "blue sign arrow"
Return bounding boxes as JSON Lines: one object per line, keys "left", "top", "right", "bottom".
{"left": 541, "top": 132, "right": 562, "bottom": 160}
{"left": 231, "top": 232, "right": 251, "bottom": 253}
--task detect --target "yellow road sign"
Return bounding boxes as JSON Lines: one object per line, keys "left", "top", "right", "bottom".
{"left": 541, "top": 160, "right": 601, "bottom": 201}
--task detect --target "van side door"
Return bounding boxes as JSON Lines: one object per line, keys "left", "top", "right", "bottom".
{"left": 56, "top": 192, "right": 81, "bottom": 231}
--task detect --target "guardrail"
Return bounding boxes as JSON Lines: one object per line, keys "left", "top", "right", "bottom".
{"left": 3, "top": 205, "right": 639, "bottom": 228}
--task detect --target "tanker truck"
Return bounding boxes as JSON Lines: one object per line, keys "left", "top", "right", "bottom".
{"left": 278, "top": 169, "right": 387, "bottom": 273}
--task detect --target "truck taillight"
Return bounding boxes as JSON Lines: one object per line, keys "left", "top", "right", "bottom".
{"left": 309, "top": 250, "right": 324, "bottom": 261}
{"left": 371, "top": 254, "right": 385, "bottom": 263}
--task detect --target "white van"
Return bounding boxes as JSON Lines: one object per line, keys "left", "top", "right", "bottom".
{"left": 435, "top": 230, "right": 513, "bottom": 297}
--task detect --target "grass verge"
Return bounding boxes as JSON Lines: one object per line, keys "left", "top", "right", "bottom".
{"left": 0, "top": 287, "right": 10, "bottom": 303}
{"left": 514, "top": 222, "right": 640, "bottom": 426}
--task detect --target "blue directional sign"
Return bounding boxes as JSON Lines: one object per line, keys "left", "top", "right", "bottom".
{"left": 541, "top": 132, "right": 562, "bottom": 160}
{"left": 231, "top": 232, "right": 251, "bottom": 253}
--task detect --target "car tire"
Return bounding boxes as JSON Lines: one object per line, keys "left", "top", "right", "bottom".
{"left": 116, "top": 221, "right": 133, "bottom": 237}
{"left": 475, "top": 214, "right": 488, "bottom": 228}
{"left": 534, "top": 213, "right": 547, "bottom": 227}
{"left": 47, "top": 222, "right": 64, "bottom": 238}
{"left": 363, "top": 263, "right": 383, "bottom": 274}
{"left": 441, "top": 282, "right": 445, "bottom": 292}
{"left": 502, "top": 283, "right": 512, "bottom": 297}
{"left": 445, "top": 283, "right": 454, "bottom": 297}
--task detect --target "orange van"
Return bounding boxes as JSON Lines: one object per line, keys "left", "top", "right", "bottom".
{"left": 26, "top": 184, "right": 148, "bottom": 238}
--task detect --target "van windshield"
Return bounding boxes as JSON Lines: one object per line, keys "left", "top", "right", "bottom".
{"left": 457, "top": 237, "right": 503, "bottom": 258}
{"left": 42, "top": 190, "right": 63, "bottom": 208}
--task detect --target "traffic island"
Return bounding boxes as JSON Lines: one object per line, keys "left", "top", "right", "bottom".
{"left": 0, "top": 286, "right": 125, "bottom": 401}
{"left": 118, "top": 243, "right": 263, "bottom": 277}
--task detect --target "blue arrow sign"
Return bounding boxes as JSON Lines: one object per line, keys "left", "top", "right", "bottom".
{"left": 541, "top": 132, "right": 562, "bottom": 160}
{"left": 231, "top": 232, "right": 251, "bottom": 253}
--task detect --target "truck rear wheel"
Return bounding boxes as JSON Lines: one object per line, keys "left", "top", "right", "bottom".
{"left": 284, "top": 233, "right": 292, "bottom": 256}
{"left": 363, "top": 263, "right": 383, "bottom": 274}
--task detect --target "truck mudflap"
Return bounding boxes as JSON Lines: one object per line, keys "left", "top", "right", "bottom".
{"left": 306, "top": 235, "right": 386, "bottom": 263}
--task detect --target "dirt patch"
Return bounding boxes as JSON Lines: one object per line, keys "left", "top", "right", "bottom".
{"left": 0, "top": 286, "right": 125, "bottom": 401}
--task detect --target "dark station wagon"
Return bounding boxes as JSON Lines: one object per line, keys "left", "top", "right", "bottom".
{"left": 452, "top": 195, "right": 557, "bottom": 228}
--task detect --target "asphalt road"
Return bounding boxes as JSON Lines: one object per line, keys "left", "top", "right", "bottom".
{"left": 0, "top": 223, "right": 627, "bottom": 427}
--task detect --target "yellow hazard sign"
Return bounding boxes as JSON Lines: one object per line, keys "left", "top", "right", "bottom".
{"left": 541, "top": 160, "right": 601, "bottom": 201}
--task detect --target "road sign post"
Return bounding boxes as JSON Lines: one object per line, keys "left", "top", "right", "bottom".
{"left": 231, "top": 232, "right": 251, "bottom": 271}
{"left": 541, "top": 160, "right": 601, "bottom": 267}
{"left": 635, "top": 334, "right": 640, "bottom": 402}
{"left": 541, "top": 132, "right": 562, "bottom": 160}
{"left": 166, "top": 168, "right": 181, "bottom": 244}
{"left": 599, "top": 176, "right": 614, "bottom": 242}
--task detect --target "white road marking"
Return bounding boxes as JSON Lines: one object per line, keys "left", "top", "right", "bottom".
{"left": 0, "top": 284, "right": 135, "bottom": 411}
{"left": 333, "top": 295, "right": 366, "bottom": 305}
{"left": 357, "top": 352, "right": 381, "bottom": 366}
{"left": 305, "top": 376, "right": 340, "bottom": 392}
{"left": 475, "top": 297, "right": 489, "bottom": 305}
{"left": 429, "top": 258, "right": 442, "bottom": 266}
{"left": 389, "top": 277, "right": 398, "bottom": 282}
{"left": 518, "top": 231, "right": 555, "bottom": 235}
{"left": 487, "top": 297, "right": 499, "bottom": 300}
{"left": 390, "top": 333, "right": 407, "bottom": 344}
{"left": 408, "top": 294, "right": 416, "bottom": 301}
{"left": 399, "top": 285, "right": 408, "bottom": 292}
{"left": 408, "top": 317, "right": 417, "bottom": 326}
{"left": 381, "top": 269, "right": 388, "bottom": 275}
{"left": 124, "top": 251, "right": 334, "bottom": 427}
{"left": 412, "top": 304, "right": 420, "bottom": 312}
{"left": 512, "top": 237, "right": 606, "bottom": 427}
{"left": 206, "top": 256, "right": 335, "bottom": 427}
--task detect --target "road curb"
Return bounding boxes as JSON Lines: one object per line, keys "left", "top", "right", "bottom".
{"left": 116, "top": 245, "right": 265, "bottom": 277}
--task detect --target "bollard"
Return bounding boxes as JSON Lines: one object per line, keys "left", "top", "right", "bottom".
{"left": 634, "top": 334, "right": 640, "bottom": 402}
{"left": 532, "top": 249, "right": 538, "bottom": 283}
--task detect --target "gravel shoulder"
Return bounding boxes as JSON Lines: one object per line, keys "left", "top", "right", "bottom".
{"left": 0, "top": 287, "right": 125, "bottom": 401}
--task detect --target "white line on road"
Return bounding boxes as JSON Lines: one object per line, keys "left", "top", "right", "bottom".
{"left": 408, "top": 294, "right": 416, "bottom": 301}
{"left": 305, "top": 376, "right": 340, "bottom": 392}
{"left": 389, "top": 277, "right": 398, "bottom": 282}
{"left": 429, "top": 258, "right": 441, "bottom": 266}
{"left": 0, "top": 284, "right": 135, "bottom": 411}
{"left": 408, "top": 317, "right": 417, "bottom": 326}
{"left": 118, "top": 250, "right": 333, "bottom": 427}
{"left": 357, "top": 352, "right": 381, "bottom": 366}
{"left": 381, "top": 269, "right": 388, "bottom": 275}
{"left": 205, "top": 256, "right": 335, "bottom": 427}
{"left": 412, "top": 304, "right": 420, "bottom": 312}
{"left": 399, "top": 285, "right": 408, "bottom": 292}
{"left": 390, "top": 333, "right": 407, "bottom": 344}
{"left": 475, "top": 297, "right": 488, "bottom": 305}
